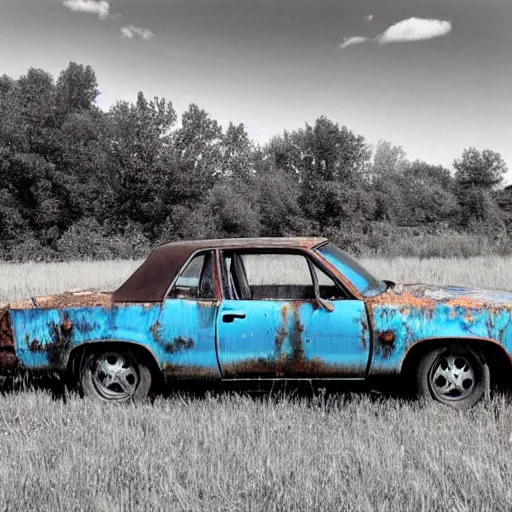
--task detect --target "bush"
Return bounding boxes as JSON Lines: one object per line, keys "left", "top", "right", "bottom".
{"left": 55, "top": 218, "right": 151, "bottom": 260}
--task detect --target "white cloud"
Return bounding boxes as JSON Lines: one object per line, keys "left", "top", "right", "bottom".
{"left": 340, "top": 36, "right": 370, "bottom": 50}
{"left": 340, "top": 17, "right": 452, "bottom": 49}
{"left": 120, "top": 25, "right": 154, "bottom": 40}
{"left": 365, "top": 14, "right": 374, "bottom": 22}
{"left": 62, "top": 0, "right": 109, "bottom": 20}
{"left": 377, "top": 17, "right": 452, "bottom": 44}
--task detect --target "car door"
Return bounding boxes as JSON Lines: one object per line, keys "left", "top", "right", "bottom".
{"left": 216, "top": 250, "right": 370, "bottom": 379}
{"left": 157, "top": 250, "right": 221, "bottom": 380}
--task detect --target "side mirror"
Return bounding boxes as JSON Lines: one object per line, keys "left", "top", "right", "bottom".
{"left": 317, "top": 297, "right": 335, "bottom": 313}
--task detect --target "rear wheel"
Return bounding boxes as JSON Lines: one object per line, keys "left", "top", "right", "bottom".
{"left": 80, "top": 349, "right": 152, "bottom": 403}
{"left": 416, "top": 344, "right": 489, "bottom": 409}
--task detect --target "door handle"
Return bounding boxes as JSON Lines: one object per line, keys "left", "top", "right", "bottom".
{"left": 222, "top": 311, "right": 246, "bottom": 323}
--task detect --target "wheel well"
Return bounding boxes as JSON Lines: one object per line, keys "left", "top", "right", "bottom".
{"left": 67, "top": 341, "right": 165, "bottom": 393}
{"left": 401, "top": 338, "right": 512, "bottom": 390}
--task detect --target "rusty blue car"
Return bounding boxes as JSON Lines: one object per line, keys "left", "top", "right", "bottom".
{"left": 0, "top": 237, "right": 510, "bottom": 407}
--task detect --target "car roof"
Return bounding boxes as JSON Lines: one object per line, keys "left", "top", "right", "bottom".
{"left": 112, "top": 237, "right": 328, "bottom": 303}
{"left": 158, "top": 237, "right": 328, "bottom": 250}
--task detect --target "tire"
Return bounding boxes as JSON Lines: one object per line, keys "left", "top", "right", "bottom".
{"left": 80, "top": 348, "right": 152, "bottom": 403}
{"left": 416, "top": 344, "right": 490, "bottom": 409}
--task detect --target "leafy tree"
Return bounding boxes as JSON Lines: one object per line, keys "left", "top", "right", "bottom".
{"left": 371, "top": 139, "right": 408, "bottom": 179}
{"left": 399, "top": 161, "right": 459, "bottom": 224}
{"left": 266, "top": 117, "right": 373, "bottom": 231}
{"left": 157, "top": 104, "right": 224, "bottom": 238}
{"left": 454, "top": 147, "right": 508, "bottom": 190}
{"left": 55, "top": 62, "right": 99, "bottom": 114}
{"left": 107, "top": 91, "right": 177, "bottom": 233}
{"left": 253, "top": 156, "right": 306, "bottom": 237}
{"left": 219, "top": 122, "right": 254, "bottom": 181}
{"left": 454, "top": 148, "right": 508, "bottom": 227}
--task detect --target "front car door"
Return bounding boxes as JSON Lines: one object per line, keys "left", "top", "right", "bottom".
{"left": 216, "top": 250, "right": 370, "bottom": 379}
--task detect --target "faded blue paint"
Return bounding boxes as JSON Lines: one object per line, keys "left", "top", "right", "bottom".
{"left": 217, "top": 299, "right": 369, "bottom": 378}
{"left": 369, "top": 285, "right": 512, "bottom": 375}
{"left": 10, "top": 300, "right": 220, "bottom": 378}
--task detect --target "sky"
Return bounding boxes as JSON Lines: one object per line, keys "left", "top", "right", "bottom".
{"left": 1, "top": 0, "right": 511, "bottom": 172}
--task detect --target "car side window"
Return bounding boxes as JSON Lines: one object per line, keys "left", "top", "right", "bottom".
{"left": 222, "top": 252, "right": 348, "bottom": 301}
{"left": 241, "top": 253, "right": 313, "bottom": 299}
{"left": 222, "top": 252, "right": 345, "bottom": 300}
{"left": 168, "top": 252, "right": 216, "bottom": 299}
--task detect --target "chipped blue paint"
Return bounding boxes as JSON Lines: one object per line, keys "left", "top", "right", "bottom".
{"left": 10, "top": 300, "right": 220, "bottom": 378}
{"left": 369, "top": 285, "right": 512, "bottom": 375}
{"left": 217, "top": 299, "right": 370, "bottom": 378}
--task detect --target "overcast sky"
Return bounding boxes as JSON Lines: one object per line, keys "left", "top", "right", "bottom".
{"left": 1, "top": 0, "right": 511, "bottom": 172}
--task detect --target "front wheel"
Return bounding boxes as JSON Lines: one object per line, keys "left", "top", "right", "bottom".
{"left": 416, "top": 344, "right": 489, "bottom": 409}
{"left": 80, "top": 349, "right": 152, "bottom": 403}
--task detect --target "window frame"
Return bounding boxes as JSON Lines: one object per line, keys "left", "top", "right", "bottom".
{"left": 219, "top": 248, "right": 353, "bottom": 302}
{"left": 164, "top": 250, "right": 221, "bottom": 301}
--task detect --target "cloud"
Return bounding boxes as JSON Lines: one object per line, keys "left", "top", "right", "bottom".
{"left": 340, "top": 36, "right": 370, "bottom": 50}
{"left": 120, "top": 25, "right": 154, "bottom": 40}
{"left": 62, "top": 0, "right": 109, "bottom": 20}
{"left": 365, "top": 14, "right": 374, "bottom": 22}
{"left": 340, "top": 17, "right": 452, "bottom": 49}
{"left": 377, "top": 17, "right": 452, "bottom": 44}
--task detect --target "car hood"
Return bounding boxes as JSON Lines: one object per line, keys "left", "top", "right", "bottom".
{"left": 369, "top": 283, "right": 512, "bottom": 309}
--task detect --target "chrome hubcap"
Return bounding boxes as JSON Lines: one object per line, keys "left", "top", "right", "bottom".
{"left": 92, "top": 352, "right": 139, "bottom": 400}
{"left": 430, "top": 355, "right": 476, "bottom": 400}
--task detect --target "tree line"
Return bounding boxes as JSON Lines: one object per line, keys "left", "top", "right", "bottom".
{"left": 0, "top": 62, "right": 510, "bottom": 261}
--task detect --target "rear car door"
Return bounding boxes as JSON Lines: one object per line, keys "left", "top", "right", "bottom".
{"left": 157, "top": 251, "right": 221, "bottom": 380}
{"left": 216, "top": 251, "right": 370, "bottom": 379}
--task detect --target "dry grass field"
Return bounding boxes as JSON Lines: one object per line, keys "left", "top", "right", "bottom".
{"left": 1, "top": 256, "right": 511, "bottom": 511}
{"left": 1, "top": 255, "right": 511, "bottom": 301}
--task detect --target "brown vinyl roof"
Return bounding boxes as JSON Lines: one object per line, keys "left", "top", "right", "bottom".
{"left": 112, "top": 237, "right": 328, "bottom": 303}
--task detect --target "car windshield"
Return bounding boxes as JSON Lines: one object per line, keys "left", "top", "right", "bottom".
{"left": 315, "top": 243, "right": 387, "bottom": 297}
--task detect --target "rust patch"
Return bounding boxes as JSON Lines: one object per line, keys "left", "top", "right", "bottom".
{"left": 150, "top": 320, "right": 163, "bottom": 342}
{"left": 289, "top": 303, "right": 305, "bottom": 365}
{"left": 379, "top": 330, "right": 395, "bottom": 345}
{"left": 275, "top": 304, "right": 289, "bottom": 353}
{"left": 368, "top": 289, "right": 437, "bottom": 309}
{"left": 0, "top": 349, "right": 18, "bottom": 369}
{"left": 197, "top": 301, "right": 219, "bottom": 308}
{"left": 0, "top": 309, "right": 14, "bottom": 349}
{"left": 61, "top": 318, "right": 73, "bottom": 332}
{"left": 33, "top": 321, "right": 73, "bottom": 368}
{"left": 29, "top": 339, "right": 44, "bottom": 352}
{"left": 9, "top": 291, "right": 113, "bottom": 310}
{"left": 374, "top": 338, "right": 395, "bottom": 359}
{"left": 224, "top": 304, "right": 352, "bottom": 378}
{"left": 375, "top": 330, "right": 396, "bottom": 359}
{"left": 360, "top": 317, "right": 368, "bottom": 350}
{"left": 368, "top": 284, "right": 512, "bottom": 313}
{"left": 444, "top": 297, "right": 501, "bottom": 310}
{"left": 162, "top": 364, "right": 220, "bottom": 380}
{"left": 223, "top": 356, "right": 351, "bottom": 378}
{"left": 164, "top": 337, "right": 194, "bottom": 354}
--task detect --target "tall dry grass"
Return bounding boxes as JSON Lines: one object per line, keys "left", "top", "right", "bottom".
{"left": 1, "top": 391, "right": 511, "bottom": 511}
{"left": 361, "top": 256, "right": 512, "bottom": 291}
{"left": 0, "top": 255, "right": 510, "bottom": 301}
{"left": 1, "top": 257, "right": 512, "bottom": 511}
